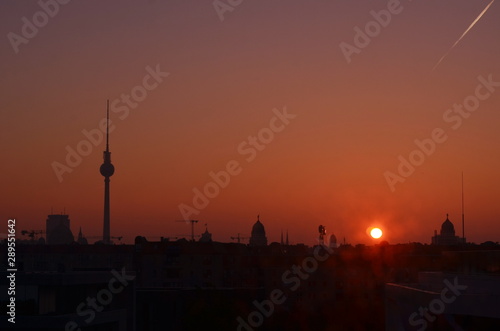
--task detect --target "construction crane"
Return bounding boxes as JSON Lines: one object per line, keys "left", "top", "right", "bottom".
{"left": 231, "top": 233, "right": 250, "bottom": 244}
{"left": 175, "top": 220, "right": 199, "bottom": 242}
{"left": 21, "top": 230, "right": 44, "bottom": 241}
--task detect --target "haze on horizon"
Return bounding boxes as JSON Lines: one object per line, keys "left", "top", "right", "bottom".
{"left": 1, "top": 0, "right": 500, "bottom": 245}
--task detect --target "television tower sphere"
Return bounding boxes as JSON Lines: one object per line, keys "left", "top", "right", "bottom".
{"left": 100, "top": 162, "right": 115, "bottom": 177}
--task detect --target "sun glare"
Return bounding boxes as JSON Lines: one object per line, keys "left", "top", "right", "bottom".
{"left": 370, "top": 227, "right": 383, "bottom": 239}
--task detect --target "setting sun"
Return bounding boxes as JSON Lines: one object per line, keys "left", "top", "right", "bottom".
{"left": 370, "top": 228, "right": 383, "bottom": 239}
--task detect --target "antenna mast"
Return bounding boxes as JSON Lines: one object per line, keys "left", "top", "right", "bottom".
{"left": 100, "top": 99, "right": 115, "bottom": 244}
{"left": 106, "top": 100, "right": 109, "bottom": 152}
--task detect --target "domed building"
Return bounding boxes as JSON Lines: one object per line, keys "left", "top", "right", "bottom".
{"left": 199, "top": 225, "right": 213, "bottom": 243}
{"left": 249, "top": 215, "right": 268, "bottom": 246}
{"left": 431, "top": 214, "right": 465, "bottom": 245}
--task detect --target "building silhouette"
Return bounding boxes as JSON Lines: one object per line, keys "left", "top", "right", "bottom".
{"left": 432, "top": 214, "right": 465, "bottom": 245}
{"left": 249, "top": 215, "right": 267, "bottom": 246}
{"left": 76, "top": 227, "right": 88, "bottom": 245}
{"left": 4, "top": 232, "right": 500, "bottom": 330}
{"left": 386, "top": 251, "right": 500, "bottom": 331}
{"left": 46, "top": 214, "right": 74, "bottom": 244}
{"left": 6, "top": 113, "right": 499, "bottom": 329}
{"left": 199, "top": 225, "right": 212, "bottom": 243}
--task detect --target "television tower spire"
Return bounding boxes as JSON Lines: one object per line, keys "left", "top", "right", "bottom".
{"left": 462, "top": 171, "right": 465, "bottom": 244}
{"left": 100, "top": 100, "right": 115, "bottom": 244}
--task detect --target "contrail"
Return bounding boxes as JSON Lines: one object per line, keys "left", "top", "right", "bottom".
{"left": 432, "top": 0, "right": 495, "bottom": 71}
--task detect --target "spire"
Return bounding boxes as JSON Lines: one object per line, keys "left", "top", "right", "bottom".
{"left": 286, "top": 230, "right": 289, "bottom": 245}
{"left": 106, "top": 100, "right": 109, "bottom": 152}
{"left": 462, "top": 171, "right": 465, "bottom": 242}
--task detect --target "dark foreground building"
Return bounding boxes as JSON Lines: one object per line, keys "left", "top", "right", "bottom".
{"left": 2, "top": 239, "right": 500, "bottom": 330}
{"left": 386, "top": 250, "right": 500, "bottom": 331}
{"left": 0, "top": 270, "right": 135, "bottom": 330}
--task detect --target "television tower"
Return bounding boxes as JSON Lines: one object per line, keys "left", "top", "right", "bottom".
{"left": 100, "top": 100, "right": 115, "bottom": 244}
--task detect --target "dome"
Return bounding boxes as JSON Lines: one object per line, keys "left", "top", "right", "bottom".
{"left": 78, "top": 237, "right": 88, "bottom": 245}
{"left": 440, "top": 215, "right": 455, "bottom": 235}
{"left": 135, "top": 236, "right": 147, "bottom": 244}
{"left": 252, "top": 220, "right": 265, "bottom": 235}
{"left": 250, "top": 215, "right": 267, "bottom": 246}
{"left": 199, "top": 228, "right": 212, "bottom": 243}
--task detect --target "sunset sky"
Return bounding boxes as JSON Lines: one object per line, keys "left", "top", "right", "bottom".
{"left": 1, "top": 0, "right": 500, "bottom": 245}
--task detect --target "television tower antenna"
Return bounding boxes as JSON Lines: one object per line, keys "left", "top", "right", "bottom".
{"left": 462, "top": 172, "right": 465, "bottom": 243}
{"left": 100, "top": 100, "right": 115, "bottom": 244}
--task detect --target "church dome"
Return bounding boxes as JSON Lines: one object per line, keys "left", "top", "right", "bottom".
{"left": 250, "top": 215, "right": 267, "bottom": 246}
{"left": 199, "top": 227, "right": 212, "bottom": 243}
{"left": 440, "top": 215, "right": 455, "bottom": 235}
{"left": 252, "top": 220, "right": 265, "bottom": 236}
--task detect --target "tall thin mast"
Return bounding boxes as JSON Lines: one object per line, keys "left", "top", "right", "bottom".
{"left": 100, "top": 99, "right": 115, "bottom": 244}
{"left": 462, "top": 172, "right": 465, "bottom": 243}
{"left": 106, "top": 100, "right": 109, "bottom": 152}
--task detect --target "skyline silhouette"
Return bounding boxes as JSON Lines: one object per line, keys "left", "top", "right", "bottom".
{"left": 3, "top": 1, "right": 500, "bottom": 329}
